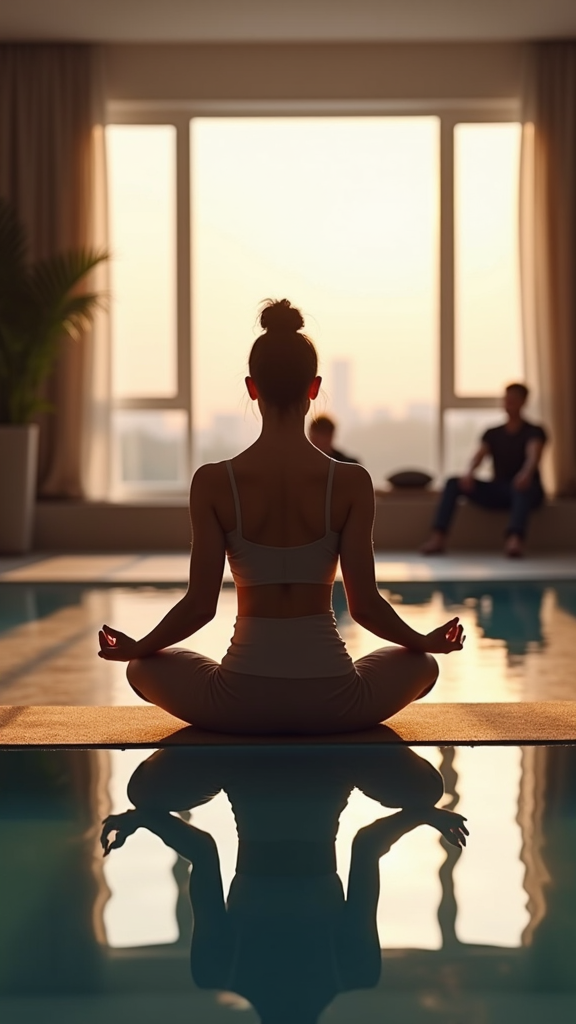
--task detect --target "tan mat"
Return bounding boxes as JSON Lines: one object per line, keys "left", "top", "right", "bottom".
{"left": 1, "top": 702, "right": 575, "bottom": 748}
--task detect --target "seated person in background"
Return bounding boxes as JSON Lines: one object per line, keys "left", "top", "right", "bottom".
{"left": 309, "top": 414, "right": 360, "bottom": 464}
{"left": 421, "top": 383, "right": 547, "bottom": 558}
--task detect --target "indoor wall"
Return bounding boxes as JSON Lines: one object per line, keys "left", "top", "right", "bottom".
{"left": 105, "top": 41, "right": 525, "bottom": 103}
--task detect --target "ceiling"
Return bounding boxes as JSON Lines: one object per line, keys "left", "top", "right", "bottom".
{"left": 1, "top": 0, "right": 575, "bottom": 44}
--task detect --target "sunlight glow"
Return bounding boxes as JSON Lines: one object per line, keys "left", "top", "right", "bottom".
{"left": 455, "top": 122, "right": 523, "bottom": 396}
{"left": 107, "top": 124, "right": 178, "bottom": 399}
{"left": 106, "top": 117, "right": 524, "bottom": 483}
{"left": 191, "top": 116, "right": 439, "bottom": 474}
{"left": 453, "top": 746, "right": 529, "bottom": 946}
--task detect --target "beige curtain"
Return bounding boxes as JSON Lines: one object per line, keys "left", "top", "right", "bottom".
{"left": 520, "top": 41, "right": 576, "bottom": 497}
{"left": 0, "top": 44, "right": 109, "bottom": 499}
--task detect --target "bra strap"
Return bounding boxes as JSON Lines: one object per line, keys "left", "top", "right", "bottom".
{"left": 225, "top": 460, "right": 243, "bottom": 536}
{"left": 325, "top": 459, "right": 336, "bottom": 532}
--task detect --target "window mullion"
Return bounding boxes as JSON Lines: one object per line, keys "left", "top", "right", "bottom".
{"left": 175, "top": 115, "right": 192, "bottom": 432}
{"left": 439, "top": 115, "right": 455, "bottom": 474}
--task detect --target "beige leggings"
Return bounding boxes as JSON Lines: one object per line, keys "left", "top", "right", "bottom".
{"left": 127, "top": 645, "right": 439, "bottom": 735}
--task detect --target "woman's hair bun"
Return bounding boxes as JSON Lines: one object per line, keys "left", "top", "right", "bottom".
{"left": 259, "top": 298, "right": 304, "bottom": 334}
{"left": 249, "top": 298, "right": 318, "bottom": 410}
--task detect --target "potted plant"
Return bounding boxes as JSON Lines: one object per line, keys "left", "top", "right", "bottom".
{"left": 0, "top": 197, "right": 108, "bottom": 553}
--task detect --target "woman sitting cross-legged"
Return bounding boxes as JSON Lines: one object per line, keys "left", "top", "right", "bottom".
{"left": 98, "top": 299, "right": 465, "bottom": 734}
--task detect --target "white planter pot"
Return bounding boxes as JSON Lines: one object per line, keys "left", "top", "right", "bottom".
{"left": 0, "top": 424, "right": 39, "bottom": 554}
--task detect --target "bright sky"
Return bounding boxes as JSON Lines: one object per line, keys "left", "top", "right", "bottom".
{"left": 108, "top": 124, "right": 178, "bottom": 399}
{"left": 191, "top": 116, "right": 438, "bottom": 426}
{"left": 107, "top": 117, "right": 523, "bottom": 425}
{"left": 455, "top": 122, "right": 523, "bottom": 396}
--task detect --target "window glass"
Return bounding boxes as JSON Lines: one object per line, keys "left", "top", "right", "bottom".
{"left": 454, "top": 123, "right": 523, "bottom": 397}
{"left": 191, "top": 117, "right": 439, "bottom": 483}
{"left": 112, "top": 410, "right": 189, "bottom": 490}
{"left": 107, "top": 125, "right": 177, "bottom": 399}
{"left": 453, "top": 747, "right": 529, "bottom": 946}
{"left": 443, "top": 408, "right": 505, "bottom": 479}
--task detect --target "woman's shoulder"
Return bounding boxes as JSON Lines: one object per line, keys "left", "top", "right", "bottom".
{"left": 190, "top": 460, "right": 230, "bottom": 497}
{"left": 333, "top": 460, "right": 374, "bottom": 499}
{"left": 334, "top": 459, "right": 372, "bottom": 482}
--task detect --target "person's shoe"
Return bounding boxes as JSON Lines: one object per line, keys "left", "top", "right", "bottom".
{"left": 504, "top": 534, "right": 524, "bottom": 558}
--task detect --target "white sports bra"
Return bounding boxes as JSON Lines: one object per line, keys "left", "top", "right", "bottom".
{"left": 224, "top": 460, "right": 340, "bottom": 587}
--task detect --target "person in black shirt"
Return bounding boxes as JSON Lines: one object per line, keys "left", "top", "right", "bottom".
{"left": 308, "top": 415, "right": 360, "bottom": 464}
{"left": 421, "top": 383, "right": 547, "bottom": 558}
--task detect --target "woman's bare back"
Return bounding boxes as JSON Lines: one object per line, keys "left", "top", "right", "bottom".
{"left": 208, "top": 440, "right": 365, "bottom": 618}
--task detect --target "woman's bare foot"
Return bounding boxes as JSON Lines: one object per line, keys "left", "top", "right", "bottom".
{"left": 504, "top": 534, "right": 524, "bottom": 559}
{"left": 425, "top": 808, "right": 469, "bottom": 848}
{"left": 420, "top": 531, "right": 446, "bottom": 555}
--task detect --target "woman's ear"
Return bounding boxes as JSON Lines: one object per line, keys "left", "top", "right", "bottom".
{"left": 309, "top": 376, "right": 322, "bottom": 401}
{"left": 245, "top": 376, "right": 259, "bottom": 401}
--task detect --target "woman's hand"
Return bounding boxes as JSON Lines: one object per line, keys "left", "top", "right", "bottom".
{"left": 422, "top": 617, "right": 465, "bottom": 654}
{"left": 98, "top": 624, "right": 141, "bottom": 662}
{"left": 424, "top": 808, "right": 469, "bottom": 848}
{"left": 100, "top": 810, "right": 144, "bottom": 856}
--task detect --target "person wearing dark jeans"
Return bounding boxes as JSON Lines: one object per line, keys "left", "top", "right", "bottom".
{"left": 421, "top": 383, "right": 547, "bottom": 558}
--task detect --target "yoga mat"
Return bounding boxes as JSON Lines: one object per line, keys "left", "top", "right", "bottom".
{"left": 1, "top": 702, "right": 575, "bottom": 748}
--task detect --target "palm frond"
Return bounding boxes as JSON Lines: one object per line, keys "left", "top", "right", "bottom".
{"left": 25, "top": 249, "right": 109, "bottom": 378}
{"left": 0, "top": 197, "right": 109, "bottom": 424}
{"left": 58, "top": 292, "right": 106, "bottom": 339}
{"left": 28, "top": 248, "right": 109, "bottom": 314}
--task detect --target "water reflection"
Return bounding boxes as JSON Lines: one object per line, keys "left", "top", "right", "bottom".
{"left": 101, "top": 744, "right": 467, "bottom": 1022}
{"left": 380, "top": 581, "right": 548, "bottom": 659}
{"left": 2, "top": 581, "right": 576, "bottom": 704}
{"left": 555, "top": 581, "right": 576, "bottom": 620}
{"left": 2, "top": 747, "right": 576, "bottom": 1018}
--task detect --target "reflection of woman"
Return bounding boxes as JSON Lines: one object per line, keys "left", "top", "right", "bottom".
{"left": 99, "top": 299, "right": 464, "bottom": 732}
{"left": 101, "top": 745, "right": 468, "bottom": 1023}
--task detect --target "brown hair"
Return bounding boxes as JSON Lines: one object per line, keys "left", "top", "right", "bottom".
{"left": 248, "top": 299, "right": 318, "bottom": 412}
{"left": 506, "top": 382, "right": 529, "bottom": 401}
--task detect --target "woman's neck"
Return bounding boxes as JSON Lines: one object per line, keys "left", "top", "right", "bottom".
{"left": 257, "top": 408, "right": 310, "bottom": 450}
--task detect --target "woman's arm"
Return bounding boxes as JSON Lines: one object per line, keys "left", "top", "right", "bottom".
{"left": 336, "top": 811, "right": 424, "bottom": 989}
{"left": 101, "top": 809, "right": 233, "bottom": 987}
{"left": 344, "top": 809, "right": 466, "bottom": 930}
{"left": 144, "top": 812, "right": 234, "bottom": 989}
{"left": 347, "top": 811, "right": 424, "bottom": 917}
{"left": 98, "top": 464, "right": 226, "bottom": 660}
{"left": 339, "top": 467, "right": 464, "bottom": 654}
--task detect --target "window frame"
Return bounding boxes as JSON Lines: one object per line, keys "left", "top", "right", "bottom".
{"left": 107, "top": 98, "right": 522, "bottom": 498}
{"left": 106, "top": 108, "right": 192, "bottom": 500}
{"left": 438, "top": 105, "right": 523, "bottom": 469}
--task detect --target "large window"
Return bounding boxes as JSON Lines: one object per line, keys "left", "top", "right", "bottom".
{"left": 106, "top": 104, "right": 521, "bottom": 496}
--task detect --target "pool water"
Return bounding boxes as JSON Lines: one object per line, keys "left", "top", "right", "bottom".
{"left": 1, "top": 744, "right": 575, "bottom": 1022}
{"left": 1, "top": 580, "right": 576, "bottom": 705}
